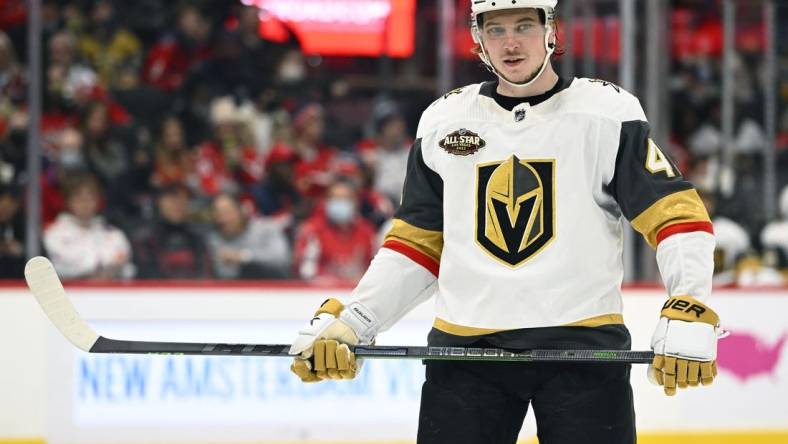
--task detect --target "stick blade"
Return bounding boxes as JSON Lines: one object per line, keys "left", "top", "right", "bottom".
{"left": 24, "top": 256, "right": 99, "bottom": 352}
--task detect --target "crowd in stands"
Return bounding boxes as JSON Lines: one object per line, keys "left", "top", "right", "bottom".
{"left": 666, "top": 0, "right": 788, "bottom": 285}
{"left": 0, "top": 0, "right": 407, "bottom": 282}
{"left": 0, "top": 0, "right": 786, "bottom": 285}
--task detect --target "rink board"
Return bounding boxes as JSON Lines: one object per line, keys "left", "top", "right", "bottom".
{"left": 0, "top": 284, "right": 786, "bottom": 443}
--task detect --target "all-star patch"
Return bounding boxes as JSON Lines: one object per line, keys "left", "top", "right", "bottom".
{"left": 439, "top": 128, "right": 486, "bottom": 156}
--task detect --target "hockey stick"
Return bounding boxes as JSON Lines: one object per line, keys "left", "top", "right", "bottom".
{"left": 24, "top": 256, "right": 655, "bottom": 364}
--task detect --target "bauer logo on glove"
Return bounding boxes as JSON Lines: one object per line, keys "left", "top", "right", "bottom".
{"left": 649, "top": 295, "right": 722, "bottom": 396}
{"left": 661, "top": 297, "right": 712, "bottom": 321}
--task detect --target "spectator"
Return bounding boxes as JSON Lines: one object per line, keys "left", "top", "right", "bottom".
{"left": 0, "top": 31, "right": 25, "bottom": 177}
{"left": 687, "top": 123, "right": 722, "bottom": 159}
{"left": 686, "top": 155, "right": 735, "bottom": 201}
{"left": 248, "top": 89, "right": 280, "bottom": 157}
{"left": 77, "top": 0, "right": 142, "bottom": 90}
{"left": 290, "top": 103, "right": 338, "bottom": 197}
{"left": 142, "top": 4, "right": 211, "bottom": 92}
{"left": 193, "top": 96, "right": 263, "bottom": 197}
{"left": 0, "top": 0, "right": 779, "bottom": 287}
{"left": 700, "top": 191, "right": 750, "bottom": 285}
{"left": 0, "top": 1, "right": 26, "bottom": 34}
{"left": 46, "top": 31, "right": 98, "bottom": 107}
{"left": 237, "top": 5, "right": 277, "bottom": 70}
{"left": 43, "top": 173, "right": 133, "bottom": 280}
{"left": 207, "top": 193, "right": 290, "bottom": 279}
{"left": 82, "top": 101, "right": 130, "bottom": 186}
{"left": 357, "top": 101, "right": 412, "bottom": 204}
{"left": 115, "top": 0, "right": 169, "bottom": 48}
{"left": 0, "top": 183, "right": 25, "bottom": 279}
{"left": 273, "top": 48, "right": 309, "bottom": 96}
{"left": 56, "top": 126, "right": 87, "bottom": 170}
{"left": 149, "top": 116, "right": 197, "bottom": 191}
{"left": 41, "top": 31, "right": 88, "bottom": 151}
{"left": 0, "top": 108, "right": 27, "bottom": 186}
{"left": 293, "top": 179, "right": 376, "bottom": 283}
{"left": 250, "top": 145, "right": 305, "bottom": 219}
{"left": 251, "top": 103, "right": 294, "bottom": 160}
{"left": 39, "top": 127, "right": 84, "bottom": 225}
{"left": 79, "top": 101, "right": 141, "bottom": 221}
{"left": 761, "top": 186, "right": 788, "bottom": 272}
{"left": 333, "top": 155, "right": 394, "bottom": 228}
{"left": 180, "top": 30, "right": 258, "bottom": 102}
{"left": 0, "top": 31, "right": 26, "bottom": 106}
{"left": 132, "top": 185, "right": 207, "bottom": 279}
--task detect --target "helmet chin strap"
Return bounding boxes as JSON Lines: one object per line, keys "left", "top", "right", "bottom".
{"left": 478, "top": 25, "right": 556, "bottom": 90}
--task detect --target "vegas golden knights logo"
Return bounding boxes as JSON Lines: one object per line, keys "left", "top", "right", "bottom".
{"left": 476, "top": 156, "right": 555, "bottom": 267}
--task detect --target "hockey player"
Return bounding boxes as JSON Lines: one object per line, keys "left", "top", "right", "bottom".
{"left": 290, "top": 1, "right": 720, "bottom": 442}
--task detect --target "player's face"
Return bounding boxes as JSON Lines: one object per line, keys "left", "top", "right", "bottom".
{"left": 481, "top": 9, "right": 547, "bottom": 85}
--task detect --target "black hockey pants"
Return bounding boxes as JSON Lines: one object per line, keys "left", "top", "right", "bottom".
{"left": 416, "top": 358, "right": 636, "bottom": 444}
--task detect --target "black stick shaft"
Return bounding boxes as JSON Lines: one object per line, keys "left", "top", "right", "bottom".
{"left": 90, "top": 337, "right": 654, "bottom": 363}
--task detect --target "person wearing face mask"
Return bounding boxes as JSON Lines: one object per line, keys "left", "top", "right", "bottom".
{"left": 288, "top": 1, "right": 719, "bottom": 443}
{"left": 293, "top": 179, "right": 376, "bottom": 283}
{"left": 57, "top": 126, "right": 87, "bottom": 171}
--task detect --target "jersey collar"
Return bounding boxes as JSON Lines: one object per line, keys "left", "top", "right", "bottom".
{"left": 480, "top": 77, "right": 573, "bottom": 111}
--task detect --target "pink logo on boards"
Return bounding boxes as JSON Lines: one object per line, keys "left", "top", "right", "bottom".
{"left": 716, "top": 330, "right": 787, "bottom": 382}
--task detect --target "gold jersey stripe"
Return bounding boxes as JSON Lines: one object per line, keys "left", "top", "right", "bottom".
{"left": 630, "top": 189, "right": 711, "bottom": 248}
{"left": 433, "top": 318, "right": 507, "bottom": 336}
{"left": 563, "top": 313, "right": 625, "bottom": 327}
{"left": 433, "top": 313, "right": 624, "bottom": 336}
{"left": 384, "top": 219, "right": 444, "bottom": 262}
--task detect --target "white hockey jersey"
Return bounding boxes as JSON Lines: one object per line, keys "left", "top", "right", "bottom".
{"left": 350, "top": 77, "right": 714, "bottom": 349}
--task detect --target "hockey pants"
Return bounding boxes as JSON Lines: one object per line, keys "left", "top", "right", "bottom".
{"left": 416, "top": 358, "right": 636, "bottom": 444}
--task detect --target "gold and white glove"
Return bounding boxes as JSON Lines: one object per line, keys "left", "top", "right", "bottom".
{"left": 289, "top": 298, "right": 378, "bottom": 383}
{"left": 649, "top": 295, "right": 720, "bottom": 396}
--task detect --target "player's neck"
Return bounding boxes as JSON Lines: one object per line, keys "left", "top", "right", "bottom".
{"left": 496, "top": 64, "right": 559, "bottom": 98}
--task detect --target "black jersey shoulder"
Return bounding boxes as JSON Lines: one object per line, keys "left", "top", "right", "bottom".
{"left": 394, "top": 138, "right": 444, "bottom": 231}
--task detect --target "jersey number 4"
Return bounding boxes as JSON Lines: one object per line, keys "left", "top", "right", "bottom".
{"left": 645, "top": 139, "right": 677, "bottom": 178}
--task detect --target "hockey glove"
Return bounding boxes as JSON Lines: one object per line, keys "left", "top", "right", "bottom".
{"left": 289, "top": 298, "right": 377, "bottom": 383}
{"left": 649, "top": 295, "right": 720, "bottom": 396}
